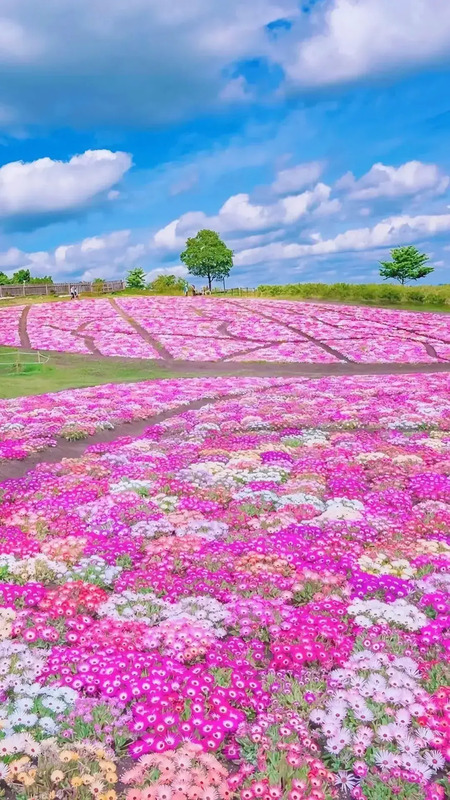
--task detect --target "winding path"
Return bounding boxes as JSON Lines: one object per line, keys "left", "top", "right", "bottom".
{"left": 1, "top": 359, "right": 450, "bottom": 483}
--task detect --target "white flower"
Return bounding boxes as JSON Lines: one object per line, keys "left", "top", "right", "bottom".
{"left": 424, "top": 749, "right": 445, "bottom": 772}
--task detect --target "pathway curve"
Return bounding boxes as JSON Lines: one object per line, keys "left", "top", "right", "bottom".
{"left": 2, "top": 360, "right": 450, "bottom": 482}
{"left": 18, "top": 306, "right": 31, "bottom": 349}
{"left": 109, "top": 298, "right": 174, "bottom": 360}
{"left": 0, "top": 381, "right": 301, "bottom": 482}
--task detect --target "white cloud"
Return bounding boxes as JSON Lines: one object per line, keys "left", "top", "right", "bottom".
{"left": 2, "top": 229, "right": 147, "bottom": 281}
{"left": 0, "top": 150, "right": 132, "bottom": 219}
{"left": 0, "top": 17, "right": 41, "bottom": 63}
{"left": 219, "top": 76, "right": 252, "bottom": 103}
{"left": 272, "top": 161, "right": 324, "bottom": 194}
{"left": 284, "top": 0, "right": 450, "bottom": 87}
{"left": 146, "top": 265, "right": 188, "bottom": 281}
{"left": 0, "top": 0, "right": 298, "bottom": 127}
{"left": 338, "top": 161, "right": 449, "bottom": 199}
{"left": 235, "top": 212, "right": 450, "bottom": 265}
{"left": 0, "top": 246, "right": 25, "bottom": 268}
{"left": 152, "top": 182, "right": 336, "bottom": 251}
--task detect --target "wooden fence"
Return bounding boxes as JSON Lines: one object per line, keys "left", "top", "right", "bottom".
{"left": 0, "top": 280, "right": 125, "bottom": 298}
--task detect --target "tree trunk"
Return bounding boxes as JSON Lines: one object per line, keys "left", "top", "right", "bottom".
{"left": 208, "top": 271, "right": 212, "bottom": 291}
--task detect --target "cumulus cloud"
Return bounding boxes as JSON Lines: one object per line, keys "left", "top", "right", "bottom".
{"left": 235, "top": 212, "right": 450, "bottom": 265}
{"left": 272, "top": 161, "right": 324, "bottom": 195}
{"left": 337, "top": 161, "right": 449, "bottom": 199}
{"left": 0, "top": 0, "right": 297, "bottom": 127}
{"left": 3, "top": 229, "right": 147, "bottom": 281}
{"left": 0, "top": 150, "right": 132, "bottom": 222}
{"left": 146, "top": 265, "right": 188, "bottom": 282}
{"left": 283, "top": 0, "right": 450, "bottom": 87}
{"left": 152, "top": 182, "right": 336, "bottom": 251}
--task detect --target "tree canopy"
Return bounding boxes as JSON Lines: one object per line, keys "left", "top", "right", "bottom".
{"left": 180, "top": 229, "right": 233, "bottom": 290}
{"left": 379, "top": 246, "right": 434, "bottom": 285}
{"left": 147, "top": 273, "right": 187, "bottom": 293}
{"left": 126, "top": 267, "right": 147, "bottom": 289}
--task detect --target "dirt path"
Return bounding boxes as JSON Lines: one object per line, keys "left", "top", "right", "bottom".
{"left": 223, "top": 299, "right": 353, "bottom": 363}
{"left": 2, "top": 360, "right": 450, "bottom": 482}
{"left": 18, "top": 306, "right": 31, "bottom": 349}
{"left": 0, "top": 393, "right": 241, "bottom": 482}
{"left": 109, "top": 297, "right": 174, "bottom": 360}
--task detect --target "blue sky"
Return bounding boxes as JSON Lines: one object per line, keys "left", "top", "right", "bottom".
{"left": 1, "top": 0, "right": 450, "bottom": 286}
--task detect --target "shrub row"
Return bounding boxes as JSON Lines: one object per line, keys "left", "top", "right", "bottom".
{"left": 257, "top": 282, "right": 450, "bottom": 307}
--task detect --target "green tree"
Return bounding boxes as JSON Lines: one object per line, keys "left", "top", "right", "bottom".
{"left": 126, "top": 267, "right": 147, "bottom": 289}
{"left": 0, "top": 271, "right": 10, "bottom": 285}
{"left": 30, "top": 275, "right": 53, "bottom": 284}
{"left": 12, "top": 268, "right": 31, "bottom": 284}
{"left": 180, "top": 229, "right": 233, "bottom": 291}
{"left": 148, "top": 273, "right": 187, "bottom": 293}
{"left": 379, "top": 246, "right": 434, "bottom": 285}
{"left": 92, "top": 278, "right": 106, "bottom": 294}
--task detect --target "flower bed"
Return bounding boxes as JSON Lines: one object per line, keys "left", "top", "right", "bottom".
{"left": 0, "top": 297, "right": 449, "bottom": 362}
{"left": 0, "top": 373, "right": 449, "bottom": 799}
{"left": 0, "top": 377, "right": 282, "bottom": 462}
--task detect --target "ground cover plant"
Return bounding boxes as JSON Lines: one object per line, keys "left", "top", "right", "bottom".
{"left": 0, "top": 377, "right": 281, "bottom": 461}
{"left": 0, "top": 373, "right": 448, "bottom": 800}
{"left": 1, "top": 297, "right": 450, "bottom": 363}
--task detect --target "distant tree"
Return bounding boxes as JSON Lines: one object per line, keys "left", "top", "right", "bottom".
{"left": 92, "top": 278, "right": 106, "bottom": 294}
{"left": 126, "top": 267, "right": 147, "bottom": 289}
{"left": 180, "top": 229, "right": 233, "bottom": 291}
{"left": 12, "top": 268, "right": 31, "bottom": 284}
{"left": 148, "top": 274, "right": 187, "bottom": 293}
{"left": 0, "top": 271, "right": 10, "bottom": 285}
{"left": 29, "top": 275, "right": 53, "bottom": 284}
{"left": 379, "top": 246, "right": 434, "bottom": 285}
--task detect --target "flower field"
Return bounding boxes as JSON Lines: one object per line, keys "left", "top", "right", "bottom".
{"left": 0, "top": 373, "right": 449, "bottom": 800}
{"left": 0, "top": 377, "right": 282, "bottom": 462}
{"left": 1, "top": 297, "right": 450, "bottom": 362}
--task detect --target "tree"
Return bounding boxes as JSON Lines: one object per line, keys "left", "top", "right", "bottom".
{"left": 0, "top": 271, "right": 10, "bottom": 285}
{"left": 12, "top": 268, "right": 31, "bottom": 284}
{"left": 379, "top": 246, "right": 434, "bottom": 285}
{"left": 180, "top": 229, "right": 233, "bottom": 291}
{"left": 126, "top": 267, "right": 147, "bottom": 289}
{"left": 92, "top": 278, "right": 106, "bottom": 294}
{"left": 30, "top": 275, "right": 53, "bottom": 284}
{"left": 147, "top": 274, "right": 187, "bottom": 293}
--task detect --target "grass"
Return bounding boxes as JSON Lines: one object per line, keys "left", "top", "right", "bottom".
{"left": 256, "top": 294, "right": 450, "bottom": 314}
{"left": 0, "top": 289, "right": 186, "bottom": 307}
{"left": 0, "top": 346, "right": 190, "bottom": 399}
{"left": 257, "top": 281, "right": 450, "bottom": 312}
{"left": 3, "top": 285, "right": 450, "bottom": 314}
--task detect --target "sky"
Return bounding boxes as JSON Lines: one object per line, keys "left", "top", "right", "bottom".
{"left": 1, "top": 0, "right": 450, "bottom": 286}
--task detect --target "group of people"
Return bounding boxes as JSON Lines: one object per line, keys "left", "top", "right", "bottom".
{"left": 70, "top": 287, "right": 79, "bottom": 300}
{"left": 183, "top": 283, "right": 211, "bottom": 297}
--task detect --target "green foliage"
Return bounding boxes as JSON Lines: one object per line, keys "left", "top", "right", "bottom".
{"left": 92, "top": 278, "right": 106, "bottom": 294}
{"left": 12, "top": 268, "right": 31, "bottom": 283}
{"left": 126, "top": 266, "right": 147, "bottom": 289}
{"left": 29, "top": 275, "right": 53, "bottom": 284}
{"left": 257, "top": 281, "right": 450, "bottom": 309}
{"left": 180, "top": 229, "right": 233, "bottom": 289}
{"left": 147, "top": 273, "right": 187, "bottom": 293}
{"left": 0, "top": 270, "right": 53, "bottom": 285}
{"left": 379, "top": 245, "right": 434, "bottom": 285}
